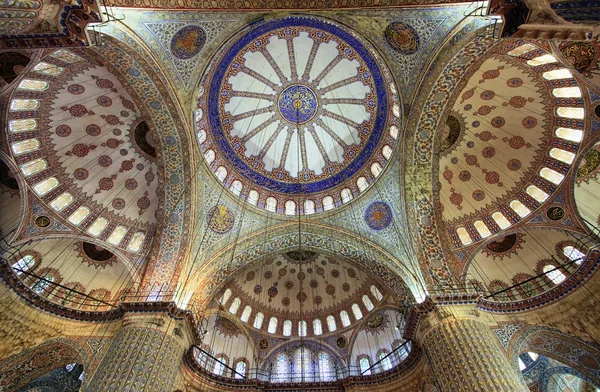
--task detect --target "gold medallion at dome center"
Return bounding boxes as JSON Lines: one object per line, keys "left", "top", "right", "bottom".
{"left": 293, "top": 99, "right": 303, "bottom": 109}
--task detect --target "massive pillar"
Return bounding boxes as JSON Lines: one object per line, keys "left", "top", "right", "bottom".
{"left": 86, "top": 308, "right": 189, "bottom": 392}
{"left": 414, "top": 305, "right": 528, "bottom": 392}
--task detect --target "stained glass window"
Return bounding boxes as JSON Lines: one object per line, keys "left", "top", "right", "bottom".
{"left": 20, "top": 158, "right": 47, "bottom": 177}
{"left": 555, "top": 128, "right": 583, "bottom": 142}
{"left": 17, "top": 79, "right": 48, "bottom": 91}
{"left": 352, "top": 304, "right": 363, "bottom": 320}
{"left": 11, "top": 139, "right": 40, "bottom": 155}
{"left": 379, "top": 351, "right": 392, "bottom": 371}
{"left": 68, "top": 206, "right": 90, "bottom": 226}
{"left": 253, "top": 312, "right": 264, "bottom": 329}
{"left": 357, "top": 177, "right": 368, "bottom": 192}
{"left": 526, "top": 185, "right": 549, "bottom": 203}
{"left": 326, "top": 315, "right": 336, "bottom": 332}
{"left": 283, "top": 320, "right": 292, "bottom": 336}
{"left": 33, "top": 62, "right": 64, "bottom": 76}
{"left": 9, "top": 118, "right": 37, "bottom": 132}
{"left": 12, "top": 255, "right": 34, "bottom": 275}
{"left": 229, "top": 297, "right": 241, "bottom": 315}
{"left": 322, "top": 196, "right": 334, "bottom": 211}
{"left": 234, "top": 361, "right": 246, "bottom": 379}
{"left": 359, "top": 357, "right": 371, "bottom": 375}
{"left": 552, "top": 87, "right": 582, "bottom": 98}
{"left": 340, "top": 310, "right": 351, "bottom": 327}
{"left": 456, "top": 227, "right": 472, "bottom": 245}
{"left": 50, "top": 192, "right": 73, "bottom": 212}
{"left": 87, "top": 217, "right": 108, "bottom": 237}
{"left": 32, "top": 273, "right": 55, "bottom": 294}
{"left": 492, "top": 211, "right": 512, "bottom": 229}
{"left": 370, "top": 285, "right": 383, "bottom": 301}
{"left": 295, "top": 348, "right": 312, "bottom": 381}
{"left": 340, "top": 188, "right": 353, "bottom": 203}
{"left": 275, "top": 353, "right": 288, "bottom": 382}
{"left": 33, "top": 177, "right": 59, "bottom": 196}
{"left": 214, "top": 356, "right": 227, "bottom": 376}
{"left": 240, "top": 305, "right": 252, "bottom": 323}
{"left": 268, "top": 317, "right": 278, "bottom": 334}
{"left": 542, "top": 68, "right": 572, "bottom": 80}
{"left": 107, "top": 225, "right": 128, "bottom": 245}
{"left": 474, "top": 221, "right": 491, "bottom": 238}
{"left": 313, "top": 319, "right": 322, "bottom": 335}
{"left": 319, "top": 352, "right": 332, "bottom": 381}
{"left": 510, "top": 200, "right": 531, "bottom": 218}
{"left": 540, "top": 167, "right": 564, "bottom": 185}
{"left": 10, "top": 99, "right": 39, "bottom": 111}
{"left": 127, "top": 232, "right": 145, "bottom": 252}
{"left": 543, "top": 264, "right": 566, "bottom": 284}
{"left": 362, "top": 295, "right": 374, "bottom": 311}
{"left": 220, "top": 288, "right": 232, "bottom": 305}
{"left": 51, "top": 49, "right": 83, "bottom": 63}
{"left": 563, "top": 246, "right": 585, "bottom": 265}
{"left": 556, "top": 107, "right": 584, "bottom": 119}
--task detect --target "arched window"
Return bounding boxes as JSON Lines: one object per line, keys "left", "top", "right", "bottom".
{"left": 357, "top": 177, "right": 368, "bottom": 192}
{"left": 362, "top": 295, "right": 374, "bottom": 311}
{"left": 378, "top": 350, "right": 392, "bottom": 371}
{"left": 359, "top": 357, "right": 371, "bottom": 375}
{"left": 229, "top": 298, "right": 241, "bottom": 314}
{"left": 563, "top": 245, "right": 585, "bottom": 265}
{"left": 392, "top": 104, "right": 400, "bottom": 118}
{"left": 8, "top": 138, "right": 33, "bottom": 159}
{"left": 9, "top": 119, "right": 37, "bottom": 132}
{"left": 492, "top": 211, "right": 511, "bottom": 229}
{"left": 68, "top": 206, "right": 90, "bottom": 226}
{"left": 526, "top": 185, "right": 549, "bottom": 203}
{"left": 33, "top": 62, "right": 64, "bottom": 76}
{"left": 283, "top": 320, "right": 292, "bottom": 336}
{"left": 371, "top": 162, "right": 382, "bottom": 177}
{"left": 322, "top": 196, "right": 334, "bottom": 211}
{"left": 247, "top": 190, "right": 259, "bottom": 206}
{"left": 265, "top": 197, "right": 277, "bottom": 212}
{"left": 284, "top": 200, "right": 296, "bottom": 215}
{"left": 555, "top": 128, "right": 583, "bottom": 142}
{"left": 326, "top": 315, "right": 336, "bottom": 332}
{"left": 204, "top": 149, "right": 215, "bottom": 164}
{"left": 474, "top": 221, "right": 491, "bottom": 238}
{"left": 526, "top": 54, "right": 557, "bottom": 66}
{"left": 33, "top": 177, "right": 59, "bottom": 196}
{"left": 20, "top": 158, "right": 47, "bottom": 176}
{"left": 298, "top": 320, "right": 307, "bottom": 337}
{"left": 549, "top": 148, "right": 575, "bottom": 164}
{"left": 540, "top": 167, "right": 564, "bottom": 185}
{"left": 253, "top": 312, "right": 264, "bottom": 329}
{"left": 313, "top": 319, "right": 322, "bottom": 335}
{"left": 50, "top": 192, "right": 73, "bottom": 212}
{"left": 230, "top": 180, "right": 242, "bottom": 195}
{"left": 127, "top": 232, "right": 145, "bottom": 253}
{"left": 340, "top": 310, "right": 351, "bottom": 327}
{"left": 12, "top": 255, "right": 35, "bottom": 275}
{"left": 197, "top": 129, "right": 207, "bottom": 144}
{"left": 32, "top": 271, "right": 56, "bottom": 295}
{"left": 196, "top": 108, "right": 203, "bottom": 121}
{"left": 389, "top": 125, "right": 398, "bottom": 140}
{"left": 240, "top": 305, "right": 252, "bottom": 323}
{"left": 214, "top": 355, "right": 227, "bottom": 376}
{"left": 304, "top": 199, "right": 315, "bottom": 214}
{"left": 456, "top": 227, "right": 472, "bottom": 245}
{"left": 215, "top": 166, "right": 227, "bottom": 181}
{"left": 556, "top": 107, "right": 584, "bottom": 120}
{"left": 87, "top": 217, "right": 108, "bottom": 237}
{"left": 275, "top": 353, "right": 289, "bottom": 382}
{"left": 352, "top": 304, "right": 363, "bottom": 320}
{"left": 370, "top": 285, "right": 383, "bottom": 301}
{"left": 340, "top": 188, "right": 353, "bottom": 203}
{"left": 268, "top": 317, "right": 278, "bottom": 334}
{"left": 542, "top": 68, "right": 572, "bottom": 80}
{"left": 543, "top": 265, "right": 566, "bottom": 284}
{"left": 509, "top": 200, "right": 530, "bottom": 218}
{"left": 10, "top": 99, "right": 39, "bottom": 111}
{"left": 17, "top": 79, "right": 48, "bottom": 91}
{"left": 382, "top": 145, "right": 392, "bottom": 160}
{"left": 294, "top": 347, "right": 312, "bottom": 381}
{"left": 234, "top": 361, "right": 246, "bottom": 379}
{"left": 220, "top": 288, "right": 232, "bottom": 305}
{"left": 107, "top": 226, "right": 128, "bottom": 245}
{"left": 319, "top": 351, "right": 332, "bottom": 381}
{"left": 553, "top": 87, "right": 582, "bottom": 98}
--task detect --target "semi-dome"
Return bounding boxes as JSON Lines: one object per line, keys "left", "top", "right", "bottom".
{"left": 196, "top": 16, "right": 400, "bottom": 215}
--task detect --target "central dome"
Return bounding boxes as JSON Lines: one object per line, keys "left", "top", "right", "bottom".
{"left": 196, "top": 16, "right": 400, "bottom": 214}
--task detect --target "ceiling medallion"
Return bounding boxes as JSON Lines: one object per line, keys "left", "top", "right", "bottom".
{"left": 285, "top": 250, "right": 317, "bottom": 263}
{"left": 197, "top": 16, "right": 399, "bottom": 215}
{"left": 546, "top": 206, "right": 565, "bottom": 221}
{"left": 34, "top": 216, "right": 51, "bottom": 228}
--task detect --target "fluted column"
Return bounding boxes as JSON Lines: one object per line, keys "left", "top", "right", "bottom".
{"left": 86, "top": 310, "right": 188, "bottom": 392}
{"left": 414, "top": 305, "right": 528, "bottom": 392}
